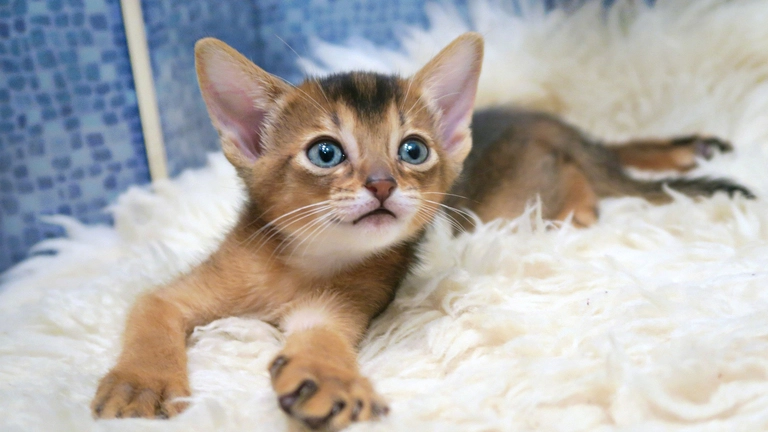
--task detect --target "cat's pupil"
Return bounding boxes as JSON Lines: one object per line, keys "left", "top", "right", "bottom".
{"left": 405, "top": 143, "right": 421, "bottom": 160}
{"left": 399, "top": 139, "right": 428, "bottom": 164}
{"left": 318, "top": 144, "right": 335, "bottom": 163}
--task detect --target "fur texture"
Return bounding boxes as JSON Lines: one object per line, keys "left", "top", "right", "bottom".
{"left": 3, "top": 0, "right": 768, "bottom": 430}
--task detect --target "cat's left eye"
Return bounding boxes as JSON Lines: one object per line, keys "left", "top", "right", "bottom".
{"left": 398, "top": 138, "right": 429, "bottom": 165}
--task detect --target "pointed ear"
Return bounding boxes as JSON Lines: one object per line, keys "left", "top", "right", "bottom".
{"left": 195, "top": 38, "right": 291, "bottom": 169}
{"left": 412, "top": 33, "right": 484, "bottom": 162}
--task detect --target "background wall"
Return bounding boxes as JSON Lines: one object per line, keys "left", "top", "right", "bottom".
{"left": 0, "top": 0, "right": 148, "bottom": 271}
{"left": 0, "top": 0, "right": 642, "bottom": 272}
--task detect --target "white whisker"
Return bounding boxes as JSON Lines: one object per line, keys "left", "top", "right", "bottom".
{"left": 420, "top": 198, "right": 476, "bottom": 226}
{"left": 240, "top": 200, "right": 332, "bottom": 248}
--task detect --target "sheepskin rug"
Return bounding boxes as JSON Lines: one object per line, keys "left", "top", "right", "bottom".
{"left": 3, "top": 0, "right": 768, "bottom": 430}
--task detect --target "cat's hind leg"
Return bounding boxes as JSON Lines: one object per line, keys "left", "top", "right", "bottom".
{"left": 610, "top": 135, "right": 732, "bottom": 172}
{"left": 553, "top": 161, "right": 599, "bottom": 227}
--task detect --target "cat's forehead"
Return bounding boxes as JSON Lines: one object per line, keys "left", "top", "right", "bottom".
{"left": 314, "top": 72, "right": 403, "bottom": 121}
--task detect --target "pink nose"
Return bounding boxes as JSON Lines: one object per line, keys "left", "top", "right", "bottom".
{"left": 365, "top": 179, "right": 396, "bottom": 203}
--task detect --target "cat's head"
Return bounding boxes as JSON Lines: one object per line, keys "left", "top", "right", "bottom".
{"left": 195, "top": 33, "right": 483, "bottom": 260}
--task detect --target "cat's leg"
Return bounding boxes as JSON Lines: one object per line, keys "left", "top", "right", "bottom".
{"left": 553, "top": 161, "right": 599, "bottom": 227}
{"left": 610, "top": 135, "right": 732, "bottom": 172}
{"left": 270, "top": 297, "right": 388, "bottom": 431}
{"left": 91, "top": 261, "right": 246, "bottom": 419}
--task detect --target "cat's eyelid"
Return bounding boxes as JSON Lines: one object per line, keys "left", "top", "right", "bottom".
{"left": 305, "top": 135, "right": 344, "bottom": 149}
{"left": 401, "top": 134, "right": 428, "bottom": 144}
{"left": 399, "top": 128, "right": 431, "bottom": 143}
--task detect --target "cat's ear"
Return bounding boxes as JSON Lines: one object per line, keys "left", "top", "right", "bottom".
{"left": 195, "top": 38, "right": 291, "bottom": 169}
{"left": 412, "top": 33, "right": 484, "bottom": 162}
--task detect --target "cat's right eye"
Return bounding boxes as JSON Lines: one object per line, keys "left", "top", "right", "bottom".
{"left": 307, "top": 140, "right": 346, "bottom": 168}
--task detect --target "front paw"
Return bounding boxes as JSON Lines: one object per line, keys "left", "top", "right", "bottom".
{"left": 91, "top": 367, "right": 190, "bottom": 419}
{"left": 269, "top": 354, "right": 388, "bottom": 431}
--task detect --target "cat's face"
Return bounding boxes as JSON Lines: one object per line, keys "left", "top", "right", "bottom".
{"left": 196, "top": 34, "right": 483, "bottom": 260}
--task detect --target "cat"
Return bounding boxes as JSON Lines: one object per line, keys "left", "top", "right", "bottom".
{"left": 90, "top": 33, "right": 752, "bottom": 431}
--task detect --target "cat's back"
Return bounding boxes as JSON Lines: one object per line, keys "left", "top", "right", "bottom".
{"left": 446, "top": 107, "right": 592, "bottom": 224}
{"left": 470, "top": 107, "right": 584, "bottom": 157}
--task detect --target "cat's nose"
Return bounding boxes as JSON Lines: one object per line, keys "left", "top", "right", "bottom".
{"left": 365, "top": 178, "right": 397, "bottom": 203}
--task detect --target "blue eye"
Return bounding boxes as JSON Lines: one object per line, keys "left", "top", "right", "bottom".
{"left": 307, "top": 140, "right": 345, "bottom": 168}
{"left": 398, "top": 139, "right": 429, "bottom": 165}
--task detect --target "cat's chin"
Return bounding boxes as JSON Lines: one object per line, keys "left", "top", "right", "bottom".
{"left": 285, "top": 215, "right": 411, "bottom": 276}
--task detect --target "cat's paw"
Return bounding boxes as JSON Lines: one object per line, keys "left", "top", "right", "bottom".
{"left": 270, "top": 354, "right": 388, "bottom": 431}
{"left": 672, "top": 135, "right": 733, "bottom": 160}
{"left": 91, "top": 367, "right": 190, "bottom": 419}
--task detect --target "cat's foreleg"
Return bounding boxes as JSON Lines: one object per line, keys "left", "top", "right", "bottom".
{"left": 91, "top": 266, "right": 241, "bottom": 419}
{"left": 270, "top": 296, "right": 388, "bottom": 431}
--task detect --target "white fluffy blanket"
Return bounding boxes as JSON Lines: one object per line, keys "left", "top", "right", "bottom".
{"left": 4, "top": 1, "right": 768, "bottom": 430}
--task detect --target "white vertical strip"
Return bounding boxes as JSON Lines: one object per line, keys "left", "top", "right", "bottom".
{"left": 120, "top": 0, "right": 169, "bottom": 181}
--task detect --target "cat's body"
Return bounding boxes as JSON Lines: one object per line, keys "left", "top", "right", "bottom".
{"left": 91, "top": 34, "right": 752, "bottom": 431}
{"left": 451, "top": 108, "right": 750, "bottom": 228}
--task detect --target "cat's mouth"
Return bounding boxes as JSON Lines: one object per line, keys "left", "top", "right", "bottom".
{"left": 352, "top": 208, "right": 396, "bottom": 224}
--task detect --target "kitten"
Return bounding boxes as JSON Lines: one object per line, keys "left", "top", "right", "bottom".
{"left": 91, "top": 33, "right": 751, "bottom": 431}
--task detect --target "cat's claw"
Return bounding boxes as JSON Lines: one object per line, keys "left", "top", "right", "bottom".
{"left": 672, "top": 135, "right": 733, "bottom": 160}
{"left": 270, "top": 354, "right": 388, "bottom": 431}
{"left": 91, "top": 368, "right": 189, "bottom": 419}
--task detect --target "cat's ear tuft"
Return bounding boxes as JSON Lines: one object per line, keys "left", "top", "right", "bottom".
{"left": 413, "top": 32, "right": 484, "bottom": 162}
{"left": 195, "top": 38, "right": 290, "bottom": 169}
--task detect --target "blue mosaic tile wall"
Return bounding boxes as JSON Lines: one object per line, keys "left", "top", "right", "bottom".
{"left": 0, "top": 0, "right": 149, "bottom": 271}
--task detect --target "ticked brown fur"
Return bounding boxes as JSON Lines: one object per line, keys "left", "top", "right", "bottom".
{"left": 447, "top": 109, "right": 751, "bottom": 229}
{"left": 91, "top": 33, "right": 752, "bottom": 431}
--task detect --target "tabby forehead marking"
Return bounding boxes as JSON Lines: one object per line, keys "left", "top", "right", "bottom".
{"left": 317, "top": 72, "right": 402, "bottom": 121}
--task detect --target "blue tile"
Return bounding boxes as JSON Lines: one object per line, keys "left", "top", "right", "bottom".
{"left": 12, "top": 165, "right": 27, "bottom": 178}
{"left": 51, "top": 155, "right": 71, "bottom": 169}
{"left": 85, "top": 132, "right": 102, "bottom": 146}
{"left": 37, "top": 49, "right": 56, "bottom": 67}
{"left": 54, "top": 13, "right": 68, "bottom": 27}
{"left": 64, "top": 116, "right": 78, "bottom": 130}
{"left": 89, "top": 13, "right": 106, "bottom": 30}
{"left": 14, "top": 17, "right": 26, "bottom": 33}
{"left": 46, "top": 0, "right": 64, "bottom": 13}
{"left": 91, "top": 147, "right": 110, "bottom": 162}
{"left": 67, "top": 182, "right": 80, "bottom": 198}
{"left": 8, "top": 75, "right": 25, "bottom": 90}
{"left": 36, "top": 175, "right": 52, "bottom": 189}
{"left": 0, "top": 153, "right": 11, "bottom": 172}
{"left": 1, "top": 59, "right": 18, "bottom": 72}
{"left": 12, "top": 0, "right": 28, "bottom": 15}
{"left": 1, "top": 197, "right": 20, "bottom": 215}
{"left": 102, "top": 174, "right": 115, "bottom": 189}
